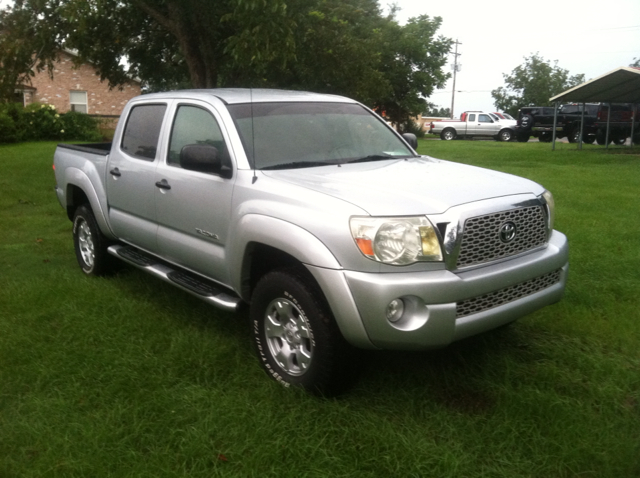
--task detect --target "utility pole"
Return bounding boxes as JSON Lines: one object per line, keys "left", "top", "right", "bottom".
{"left": 450, "top": 40, "right": 462, "bottom": 119}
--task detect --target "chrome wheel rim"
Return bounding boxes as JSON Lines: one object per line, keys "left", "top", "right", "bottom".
{"left": 264, "top": 298, "right": 313, "bottom": 376}
{"left": 77, "top": 220, "right": 95, "bottom": 268}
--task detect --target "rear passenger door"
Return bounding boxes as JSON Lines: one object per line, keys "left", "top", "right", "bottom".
{"left": 154, "top": 101, "right": 236, "bottom": 285}
{"left": 106, "top": 102, "right": 169, "bottom": 252}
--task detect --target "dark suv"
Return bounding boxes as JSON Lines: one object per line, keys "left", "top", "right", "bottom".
{"left": 515, "top": 107, "right": 558, "bottom": 142}
{"left": 515, "top": 103, "right": 637, "bottom": 144}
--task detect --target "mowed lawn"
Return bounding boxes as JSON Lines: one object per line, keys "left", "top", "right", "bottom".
{"left": 1, "top": 140, "right": 639, "bottom": 477}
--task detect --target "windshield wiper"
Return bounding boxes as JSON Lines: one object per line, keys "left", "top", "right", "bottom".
{"left": 261, "top": 160, "right": 340, "bottom": 170}
{"left": 345, "top": 153, "right": 403, "bottom": 164}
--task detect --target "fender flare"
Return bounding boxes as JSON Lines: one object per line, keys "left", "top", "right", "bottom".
{"left": 228, "top": 214, "right": 342, "bottom": 294}
{"left": 64, "top": 167, "right": 116, "bottom": 239}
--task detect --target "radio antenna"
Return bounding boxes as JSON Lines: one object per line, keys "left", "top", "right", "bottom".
{"left": 251, "top": 88, "right": 257, "bottom": 184}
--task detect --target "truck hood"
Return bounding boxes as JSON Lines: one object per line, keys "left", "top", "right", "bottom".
{"left": 261, "top": 156, "right": 544, "bottom": 215}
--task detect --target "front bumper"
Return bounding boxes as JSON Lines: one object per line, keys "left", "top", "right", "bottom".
{"left": 309, "top": 231, "right": 568, "bottom": 350}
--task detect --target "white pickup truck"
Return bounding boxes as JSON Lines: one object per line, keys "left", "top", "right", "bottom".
{"left": 430, "top": 111, "right": 516, "bottom": 141}
{"left": 53, "top": 89, "right": 568, "bottom": 395}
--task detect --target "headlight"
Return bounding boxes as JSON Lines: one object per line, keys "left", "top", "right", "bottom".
{"left": 350, "top": 216, "right": 443, "bottom": 265}
{"left": 542, "top": 190, "right": 555, "bottom": 232}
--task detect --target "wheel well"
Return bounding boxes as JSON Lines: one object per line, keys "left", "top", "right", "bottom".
{"left": 241, "top": 243, "right": 318, "bottom": 301}
{"left": 66, "top": 185, "right": 90, "bottom": 221}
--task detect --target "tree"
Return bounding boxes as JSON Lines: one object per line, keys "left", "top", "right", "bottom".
{"left": 423, "top": 102, "right": 451, "bottom": 117}
{"left": 630, "top": 57, "right": 640, "bottom": 68}
{"left": 491, "top": 53, "right": 585, "bottom": 117}
{"left": 0, "top": 5, "right": 59, "bottom": 102}
{"left": 376, "top": 14, "right": 452, "bottom": 130}
{"left": 1, "top": 0, "right": 452, "bottom": 126}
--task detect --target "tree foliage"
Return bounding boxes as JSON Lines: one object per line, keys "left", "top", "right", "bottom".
{"left": 423, "top": 102, "right": 450, "bottom": 117}
{"left": 491, "top": 53, "right": 585, "bottom": 116}
{"left": 0, "top": 4, "right": 60, "bottom": 102}
{"left": 0, "top": 0, "right": 451, "bottom": 126}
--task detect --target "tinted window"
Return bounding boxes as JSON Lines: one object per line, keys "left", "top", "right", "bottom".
{"left": 228, "top": 102, "right": 414, "bottom": 170}
{"left": 121, "top": 104, "right": 167, "bottom": 160}
{"left": 478, "top": 114, "right": 492, "bottom": 123}
{"left": 468, "top": 114, "right": 476, "bottom": 122}
{"left": 168, "top": 105, "right": 228, "bottom": 169}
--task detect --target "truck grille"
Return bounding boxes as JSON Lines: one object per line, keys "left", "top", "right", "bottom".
{"left": 456, "top": 269, "right": 561, "bottom": 318}
{"left": 456, "top": 206, "right": 547, "bottom": 268}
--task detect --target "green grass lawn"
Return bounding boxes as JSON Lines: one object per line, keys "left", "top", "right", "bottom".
{"left": 1, "top": 140, "right": 639, "bottom": 477}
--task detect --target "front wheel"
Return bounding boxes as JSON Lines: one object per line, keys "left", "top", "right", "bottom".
{"left": 250, "top": 270, "right": 351, "bottom": 396}
{"left": 72, "top": 204, "right": 113, "bottom": 276}
{"left": 498, "top": 129, "right": 513, "bottom": 142}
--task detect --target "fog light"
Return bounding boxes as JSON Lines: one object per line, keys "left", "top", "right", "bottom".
{"left": 386, "top": 299, "right": 405, "bottom": 323}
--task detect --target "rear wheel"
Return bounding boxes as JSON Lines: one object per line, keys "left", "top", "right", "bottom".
{"left": 440, "top": 129, "right": 456, "bottom": 141}
{"left": 72, "top": 204, "right": 113, "bottom": 276}
{"left": 568, "top": 127, "right": 581, "bottom": 143}
{"left": 251, "top": 269, "right": 352, "bottom": 396}
{"left": 516, "top": 133, "right": 530, "bottom": 142}
{"left": 612, "top": 136, "right": 627, "bottom": 145}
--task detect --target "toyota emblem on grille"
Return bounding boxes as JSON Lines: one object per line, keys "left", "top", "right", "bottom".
{"left": 499, "top": 221, "right": 517, "bottom": 243}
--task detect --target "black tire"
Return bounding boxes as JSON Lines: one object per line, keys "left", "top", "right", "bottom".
{"left": 583, "top": 135, "right": 595, "bottom": 144}
{"left": 568, "top": 127, "right": 582, "bottom": 144}
{"left": 538, "top": 132, "right": 552, "bottom": 143}
{"left": 72, "top": 204, "right": 113, "bottom": 276}
{"left": 440, "top": 128, "right": 456, "bottom": 141}
{"left": 516, "top": 133, "right": 530, "bottom": 143}
{"left": 498, "top": 129, "right": 513, "bottom": 142}
{"left": 250, "top": 269, "right": 351, "bottom": 396}
{"left": 612, "top": 136, "right": 626, "bottom": 145}
{"left": 596, "top": 132, "right": 608, "bottom": 145}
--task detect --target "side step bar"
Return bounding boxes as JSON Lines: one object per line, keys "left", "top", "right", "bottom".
{"left": 107, "top": 244, "right": 242, "bottom": 312}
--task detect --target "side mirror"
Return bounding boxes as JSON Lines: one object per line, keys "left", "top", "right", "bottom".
{"left": 402, "top": 133, "right": 418, "bottom": 150}
{"left": 180, "top": 144, "right": 223, "bottom": 175}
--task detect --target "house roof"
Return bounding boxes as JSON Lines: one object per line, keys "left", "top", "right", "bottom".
{"left": 550, "top": 66, "right": 640, "bottom": 103}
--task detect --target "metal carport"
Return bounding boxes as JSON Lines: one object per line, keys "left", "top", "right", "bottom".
{"left": 548, "top": 66, "right": 640, "bottom": 149}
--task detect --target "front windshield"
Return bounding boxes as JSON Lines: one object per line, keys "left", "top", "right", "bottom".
{"left": 227, "top": 102, "right": 415, "bottom": 170}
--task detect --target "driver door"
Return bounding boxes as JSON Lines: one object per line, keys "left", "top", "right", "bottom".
{"left": 154, "top": 101, "right": 236, "bottom": 285}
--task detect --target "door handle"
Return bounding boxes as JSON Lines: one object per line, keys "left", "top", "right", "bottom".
{"left": 109, "top": 167, "right": 121, "bottom": 177}
{"left": 155, "top": 179, "right": 171, "bottom": 190}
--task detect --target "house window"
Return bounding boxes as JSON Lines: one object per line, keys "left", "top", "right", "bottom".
{"left": 70, "top": 91, "right": 88, "bottom": 113}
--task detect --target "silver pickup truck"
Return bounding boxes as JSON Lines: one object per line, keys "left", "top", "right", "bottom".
{"left": 53, "top": 89, "right": 568, "bottom": 395}
{"left": 430, "top": 111, "right": 517, "bottom": 141}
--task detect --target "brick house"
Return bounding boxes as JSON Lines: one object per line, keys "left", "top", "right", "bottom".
{"left": 15, "top": 50, "right": 141, "bottom": 120}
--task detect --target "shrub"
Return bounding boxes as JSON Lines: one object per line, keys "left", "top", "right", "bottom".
{"left": 0, "top": 103, "right": 27, "bottom": 143}
{"left": 0, "top": 102, "right": 103, "bottom": 143}
{"left": 60, "top": 111, "right": 103, "bottom": 142}
{"left": 398, "top": 119, "right": 427, "bottom": 138}
{"left": 23, "top": 103, "right": 66, "bottom": 140}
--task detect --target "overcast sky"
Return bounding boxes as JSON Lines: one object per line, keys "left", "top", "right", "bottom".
{"left": 388, "top": 0, "right": 640, "bottom": 116}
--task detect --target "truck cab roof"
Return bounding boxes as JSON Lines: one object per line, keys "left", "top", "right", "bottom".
{"left": 135, "top": 88, "right": 355, "bottom": 105}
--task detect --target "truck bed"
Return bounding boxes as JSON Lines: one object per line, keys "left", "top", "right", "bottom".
{"left": 57, "top": 142, "right": 112, "bottom": 156}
